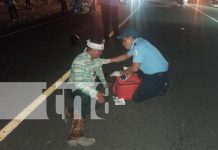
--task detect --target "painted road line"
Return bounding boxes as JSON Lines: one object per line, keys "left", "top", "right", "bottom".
{"left": 188, "top": 4, "right": 218, "bottom": 23}
{"left": 0, "top": 7, "right": 140, "bottom": 142}
{"left": 0, "top": 70, "right": 70, "bottom": 141}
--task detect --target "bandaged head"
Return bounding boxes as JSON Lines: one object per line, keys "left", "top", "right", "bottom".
{"left": 86, "top": 39, "right": 105, "bottom": 51}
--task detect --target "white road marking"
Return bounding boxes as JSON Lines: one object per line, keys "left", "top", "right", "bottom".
{"left": 188, "top": 4, "right": 218, "bottom": 23}
{"left": 0, "top": 70, "right": 70, "bottom": 141}
{"left": 0, "top": 7, "right": 140, "bottom": 142}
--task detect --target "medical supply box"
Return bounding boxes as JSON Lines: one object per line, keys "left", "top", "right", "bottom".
{"left": 113, "top": 73, "right": 141, "bottom": 100}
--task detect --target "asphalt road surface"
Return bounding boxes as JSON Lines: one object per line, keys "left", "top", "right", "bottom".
{"left": 0, "top": 0, "right": 218, "bottom": 150}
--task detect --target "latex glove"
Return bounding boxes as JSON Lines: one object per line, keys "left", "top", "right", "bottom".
{"left": 101, "top": 59, "right": 110, "bottom": 65}
{"left": 123, "top": 66, "right": 129, "bottom": 70}
{"left": 110, "top": 71, "right": 122, "bottom": 77}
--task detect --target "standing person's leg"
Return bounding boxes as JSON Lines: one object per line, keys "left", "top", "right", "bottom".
{"left": 91, "top": 0, "right": 96, "bottom": 12}
{"left": 111, "top": 5, "right": 119, "bottom": 36}
{"left": 132, "top": 73, "right": 168, "bottom": 103}
{"left": 59, "top": 0, "right": 66, "bottom": 14}
{"left": 72, "top": 0, "right": 78, "bottom": 13}
{"left": 8, "top": 6, "right": 14, "bottom": 21}
{"left": 101, "top": 4, "right": 110, "bottom": 41}
{"left": 63, "top": 0, "right": 68, "bottom": 12}
{"left": 25, "top": 0, "right": 31, "bottom": 8}
{"left": 12, "top": 4, "right": 19, "bottom": 20}
{"left": 61, "top": 1, "right": 64, "bottom": 13}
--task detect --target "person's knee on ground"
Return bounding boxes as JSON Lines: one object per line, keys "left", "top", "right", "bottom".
{"left": 132, "top": 76, "right": 168, "bottom": 103}
{"left": 132, "top": 91, "right": 156, "bottom": 103}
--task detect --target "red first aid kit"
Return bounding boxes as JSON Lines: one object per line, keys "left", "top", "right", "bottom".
{"left": 113, "top": 73, "right": 141, "bottom": 100}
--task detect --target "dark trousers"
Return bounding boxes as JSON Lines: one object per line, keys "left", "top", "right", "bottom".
{"left": 101, "top": 4, "right": 119, "bottom": 40}
{"left": 70, "top": 84, "right": 105, "bottom": 119}
{"left": 72, "top": 0, "right": 80, "bottom": 13}
{"left": 25, "top": 0, "right": 31, "bottom": 7}
{"left": 59, "top": 0, "right": 68, "bottom": 13}
{"left": 177, "top": 0, "right": 184, "bottom": 5}
{"left": 133, "top": 70, "right": 169, "bottom": 103}
{"left": 7, "top": 4, "right": 19, "bottom": 20}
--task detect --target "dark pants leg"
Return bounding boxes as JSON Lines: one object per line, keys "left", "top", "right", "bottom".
{"left": 13, "top": 5, "right": 19, "bottom": 19}
{"left": 101, "top": 4, "right": 110, "bottom": 40}
{"left": 26, "top": 0, "right": 31, "bottom": 7}
{"left": 60, "top": 0, "right": 67, "bottom": 14}
{"left": 9, "top": 4, "right": 19, "bottom": 20}
{"left": 71, "top": 89, "right": 92, "bottom": 119}
{"left": 111, "top": 5, "right": 119, "bottom": 36}
{"left": 8, "top": 6, "right": 14, "bottom": 20}
{"left": 177, "top": 0, "right": 184, "bottom": 5}
{"left": 70, "top": 84, "right": 105, "bottom": 119}
{"left": 72, "top": 0, "right": 80, "bottom": 13}
{"left": 133, "top": 71, "right": 169, "bottom": 103}
{"left": 63, "top": 0, "right": 68, "bottom": 12}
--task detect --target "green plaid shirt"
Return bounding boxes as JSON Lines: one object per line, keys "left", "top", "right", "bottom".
{"left": 69, "top": 49, "right": 106, "bottom": 98}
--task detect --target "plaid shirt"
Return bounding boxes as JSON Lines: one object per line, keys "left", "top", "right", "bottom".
{"left": 68, "top": 49, "right": 107, "bottom": 98}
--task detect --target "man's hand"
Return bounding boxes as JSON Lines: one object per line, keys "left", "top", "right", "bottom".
{"left": 106, "top": 82, "right": 112, "bottom": 88}
{"left": 96, "top": 92, "right": 105, "bottom": 103}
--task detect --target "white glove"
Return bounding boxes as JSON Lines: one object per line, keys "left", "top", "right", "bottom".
{"left": 123, "top": 66, "right": 129, "bottom": 70}
{"left": 101, "top": 59, "right": 111, "bottom": 65}
{"left": 110, "top": 71, "right": 122, "bottom": 77}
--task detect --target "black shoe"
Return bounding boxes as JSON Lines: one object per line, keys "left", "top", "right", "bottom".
{"left": 157, "top": 81, "right": 169, "bottom": 96}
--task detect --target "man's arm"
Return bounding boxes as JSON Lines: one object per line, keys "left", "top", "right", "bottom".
{"left": 70, "top": 62, "right": 98, "bottom": 98}
{"left": 95, "top": 65, "right": 107, "bottom": 87}
{"left": 110, "top": 54, "right": 131, "bottom": 63}
{"left": 122, "top": 62, "right": 141, "bottom": 75}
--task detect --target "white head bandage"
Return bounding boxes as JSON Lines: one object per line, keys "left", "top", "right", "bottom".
{"left": 86, "top": 39, "right": 104, "bottom": 51}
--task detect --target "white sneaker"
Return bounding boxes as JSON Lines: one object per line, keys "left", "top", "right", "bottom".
{"left": 67, "top": 137, "right": 96, "bottom": 147}
{"left": 67, "top": 139, "right": 78, "bottom": 146}
{"left": 77, "top": 137, "right": 96, "bottom": 146}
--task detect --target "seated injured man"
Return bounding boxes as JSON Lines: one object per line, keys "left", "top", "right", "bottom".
{"left": 67, "top": 37, "right": 110, "bottom": 146}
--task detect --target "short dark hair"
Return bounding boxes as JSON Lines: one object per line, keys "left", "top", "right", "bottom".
{"left": 89, "top": 37, "right": 104, "bottom": 44}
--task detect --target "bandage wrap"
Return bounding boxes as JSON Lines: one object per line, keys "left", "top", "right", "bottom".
{"left": 86, "top": 39, "right": 104, "bottom": 50}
